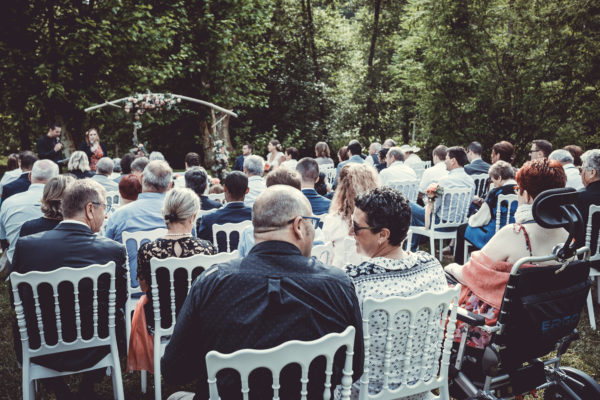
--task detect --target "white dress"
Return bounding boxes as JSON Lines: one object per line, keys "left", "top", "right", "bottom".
{"left": 265, "top": 151, "right": 285, "bottom": 169}
{"left": 321, "top": 213, "right": 365, "bottom": 268}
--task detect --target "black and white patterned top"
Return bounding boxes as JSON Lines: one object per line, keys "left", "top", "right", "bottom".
{"left": 344, "top": 252, "right": 447, "bottom": 400}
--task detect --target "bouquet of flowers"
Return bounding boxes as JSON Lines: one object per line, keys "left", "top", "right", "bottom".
{"left": 211, "top": 140, "right": 229, "bottom": 180}
{"left": 426, "top": 183, "right": 444, "bottom": 201}
{"left": 123, "top": 93, "right": 181, "bottom": 130}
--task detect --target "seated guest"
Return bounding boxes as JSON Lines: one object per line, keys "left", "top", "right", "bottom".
{"left": 297, "top": 157, "right": 331, "bottom": 215}
{"left": 364, "top": 142, "right": 382, "bottom": 168}
{"left": 549, "top": 149, "right": 583, "bottom": 189}
{"left": 11, "top": 179, "right": 128, "bottom": 399}
{"left": 111, "top": 157, "right": 122, "bottom": 179}
{"left": 383, "top": 138, "right": 396, "bottom": 148}
{"left": 345, "top": 187, "right": 447, "bottom": 399}
{"left": 161, "top": 185, "right": 364, "bottom": 400}
{"left": 529, "top": 139, "right": 552, "bottom": 161}
{"left": 185, "top": 166, "right": 222, "bottom": 211}
{"left": 105, "top": 160, "right": 172, "bottom": 287}
{"left": 0, "top": 160, "right": 58, "bottom": 268}
{"left": 379, "top": 146, "right": 417, "bottom": 187}
{"left": 410, "top": 146, "right": 474, "bottom": 251}
{"left": 564, "top": 144, "right": 583, "bottom": 167}
{"left": 67, "top": 151, "right": 95, "bottom": 179}
{"left": 464, "top": 141, "right": 491, "bottom": 175}
{"left": 149, "top": 151, "right": 165, "bottom": 161}
{"left": 337, "top": 145, "right": 349, "bottom": 164}
{"left": 243, "top": 155, "right": 267, "bottom": 208}
{"left": 336, "top": 141, "right": 364, "bottom": 182}
{"left": 0, "top": 153, "right": 21, "bottom": 189}
{"left": 315, "top": 141, "right": 334, "bottom": 166}
{"left": 78, "top": 128, "right": 108, "bottom": 171}
{"left": 127, "top": 188, "right": 215, "bottom": 372}
{"left": 315, "top": 172, "right": 329, "bottom": 196}
{"left": 454, "top": 161, "right": 517, "bottom": 264}
{"left": 1, "top": 151, "right": 38, "bottom": 202}
{"left": 490, "top": 140, "right": 515, "bottom": 164}
{"left": 174, "top": 152, "right": 202, "bottom": 188}
{"left": 197, "top": 171, "right": 252, "bottom": 252}
{"left": 280, "top": 146, "right": 300, "bottom": 170}
{"left": 19, "top": 175, "right": 75, "bottom": 237}
{"left": 418, "top": 145, "right": 448, "bottom": 202}
{"left": 399, "top": 144, "right": 422, "bottom": 169}
{"left": 576, "top": 149, "right": 600, "bottom": 256}
{"left": 208, "top": 183, "right": 224, "bottom": 194}
{"left": 376, "top": 148, "right": 388, "bottom": 172}
{"left": 265, "top": 139, "right": 284, "bottom": 171}
{"left": 118, "top": 174, "right": 142, "bottom": 205}
{"left": 322, "top": 163, "right": 380, "bottom": 268}
{"left": 233, "top": 143, "right": 253, "bottom": 172}
{"left": 445, "top": 158, "right": 568, "bottom": 349}
{"left": 114, "top": 153, "right": 135, "bottom": 183}
{"left": 131, "top": 156, "right": 149, "bottom": 181}
{"left": 91, "top": 157, "right": 119, "bottom": 191}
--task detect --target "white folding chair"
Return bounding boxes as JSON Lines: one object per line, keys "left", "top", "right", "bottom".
{"left": 106, "top": 190, "right": 121, "bottom": 212}
{"left": 422, "top": 160, "right": 432, "bottom": 169}
{"left": 413, "top": 165, "right": 425, "bottom": 181}
{"left": 10, "top": 263, "right": 124, "bottom": 400}
{"left": 205, "top": 326, "right": 356, "bottom": 400}
{"left": 411, "top": 187, "right": 472, "bottom": 260}
{"left": 359, "top": 285, "right": 461, "bottom": 400}
{"left": 585, "top": 204, "right": 600, "bottom": 330}
{"left": 150, "top": 251, "right": 240, "bottom": 400}
{"left": 471, "top": 173, "right": 490, "bottom": 199}
{"left": 463, "top": 193, "right": 518, "bottom": 262}
{"left": 122, "top": 228, "right": 167, "bottom": 393}
{"left": 387, "top": 180, "right": 419, "bottom": 203}
{"left": 212, "top": 220, "right": 252, "bottom": 253}
{"left": 320, "top": 165, "right": 337, "bottom": 188}
{"left": 312, "top": 242, "right": 334, "bottom": 264}
{"left": 208, "top": 193, "right": 226, "bottom": 204}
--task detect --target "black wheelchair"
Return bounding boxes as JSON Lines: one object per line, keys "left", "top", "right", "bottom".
{"left": 450, "top": 188, "right": 600, "bottom": 399}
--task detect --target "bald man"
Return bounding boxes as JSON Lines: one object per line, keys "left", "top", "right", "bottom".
{"left": 162, "top": 185, "right": 364, "bottom": 400}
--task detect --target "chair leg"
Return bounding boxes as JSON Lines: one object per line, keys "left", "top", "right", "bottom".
{"left": 587, "top": 291, "right": 597, "bottom": 331}
{"left": 429, "top": 236, "right": 435, "bottom": 258}
{"left": 597, "top": 276, "right": 600, "bottom": 305}
{"left": 438, "top": 239, "right": 443, "bottom": 261}
{"left": 464, "top": 240, "right": 469, "bottom": 263}
{"left": 111, "top": 351, "right": 125, "bottom": 400}
{"left": 126, "top": 303, "right": 132, "bottom": 355}
{"left": 154, "top": 345, "right": 162, "bottom": 400}
{"left": 141, "top": 370, "right": 147, "bottom": 393}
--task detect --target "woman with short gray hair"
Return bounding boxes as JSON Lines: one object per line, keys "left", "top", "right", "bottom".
{"left": 128, "top": 187, "right": 216, "bottom": 371}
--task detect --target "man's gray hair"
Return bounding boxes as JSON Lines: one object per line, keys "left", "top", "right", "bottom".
{"left": 549, "top": 149, "right": 574, "bottom": 164}
{"left": 369, "top": 142, "right": 382, "bottom": 152}
{"left": 149, "top": 151, "right": 165, "bottom": 161}
{"left": 253, "top": 185, "right": 311, "bottom": 231}
{"left": 131, "top": 157, "right": 149, "bottom": 173}
{"left": 581, "top": 149, "right": 600, "bottom": 173}
{"left": 61, "top": 179, "right": 105, "bottom": 219}
{"left": 96, "top": 157, "right": 114, "bottom": 175}
{"left": 244, "top": 155, "right": 265, "bottom": 176}
{"left": 387, "top": 147, "right": 405, "bottom": 162}
{"left": 142, "top": 160, "right": 173, "bottom": 192}
{"left": 31, "top": 159, "right": 59, "bottom": 182}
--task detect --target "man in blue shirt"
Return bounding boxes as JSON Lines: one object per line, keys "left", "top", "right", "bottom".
{"left": 297, "top": 157, "right": 331, "bottom": 216}
{"left": 334, "top": 140, "right": 364, "bottom": 186}
{"left": 197, "top": 171, "right": 252, "bottom": 252}
{"left": 105, "top": 160, "right": 172, "bottom": 286}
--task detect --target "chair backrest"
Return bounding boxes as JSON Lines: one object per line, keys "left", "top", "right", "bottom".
{"left": 412, "top": 165, "right": 425, "bottom": 181}
{"left": 585, "top": 204, "right": 600, "bottom": 258}
{"left": 212, "top": 220, "right": 253, "bottom": 252}
{"left": 195, "top": 209, "right": 213, "bottom": 227}
{"left": 122, "top": 228, "right": 168, "bottom": 287}
{"left": 106, "top": 190, "right": 120, "bottom": 210}
{"left": 208, "top": 193, "right": 226, "bottom": 204}
{"left": 495, "top": 194, "right": 519, "bottom": 233}
{"left": 422, "top": 160, "right": 432, "bottom": 169}
{"left": 312, "top": 242, "right": 334, "bottom": 265}
{"left": 10, "top": 263, "right": 117, "bottom": 360}
{"left": 150, "top": 252, "right": 239, "bottom": 337}
{"left": 205, "top": 326, "right": 356, "bottom": 400}
{"left": 431, "top": 186, "right": 472, "bottom": 230}
{"left": 471, "top": 173, "right": 489, "bottom": 198}
{"left": 387, "top": 180, "right": 419, "bottom": 203}
{"left": 320, "top": 165, "right": 337, "bottom": 187}
{"left": 359, "top": 285, "right": 460, "bottom": 400}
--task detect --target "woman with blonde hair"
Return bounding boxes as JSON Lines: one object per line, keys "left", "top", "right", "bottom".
{"left": 67, "top": 151, "right": 94, "bottom": 179}
{"left": 19, "top": 175, "right": 75, "bottom": 237}
{"left": 322, "top": 163, "right": 380, "bottom": 267}
{"left": 78, "top": 128, "right": 108, "bottom": 171}
{"left": 128, "top": 187, "right": 216, "bottom": 372}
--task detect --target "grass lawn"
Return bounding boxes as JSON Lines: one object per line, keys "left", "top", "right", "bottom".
{"left": 1, "top": 264, "right": 598, "bottom": 399}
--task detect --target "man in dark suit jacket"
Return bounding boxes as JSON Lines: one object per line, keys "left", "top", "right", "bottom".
{"left": 233, "top": 143, "right": 253, "bottom": 172}
{"left": 1, "top": 151, "right": 37, "bottom": 203}
{"left": 296, "top": 157, "right": 331, "bottom": 215}
{"left": 576, "top": 149, "right": 600, "bottom": 256}
{"left": 11, "top": 179, "right": 127, "bottom": 399}
{"left": 464, "top": 141, "right": 491, "bottom": 175}
{"left": 197, "top": 171, "right": 252, "bottom": 252}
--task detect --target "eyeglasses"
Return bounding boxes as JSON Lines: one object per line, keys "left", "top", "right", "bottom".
{"left": 352, "top": 220, "right": 380, "bottom": 233}
{"left": 287, "top": 216, "right": 320, "bottom": 229}
{"left": 91, "top": 201, "right": 108, "bottom": 209}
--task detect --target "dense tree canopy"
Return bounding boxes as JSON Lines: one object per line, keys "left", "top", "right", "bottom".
{"left": 1, "top": 0, "right": 598, "bottom": 168}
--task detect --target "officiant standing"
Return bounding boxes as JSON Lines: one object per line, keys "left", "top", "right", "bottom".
{"left": 36, "top": 122, "right": 64, "bottom": 165}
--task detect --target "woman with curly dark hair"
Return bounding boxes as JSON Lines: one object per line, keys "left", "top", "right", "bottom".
{"left": 445, "top": 158, "right": 568, "bottom": 349}
{"left": 344, "top": 186, "right": 447, "bottom": 399}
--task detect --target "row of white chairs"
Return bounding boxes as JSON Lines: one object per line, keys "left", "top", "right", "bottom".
{"left": 10, "top": 257, "right": 461, "bottom": 400}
